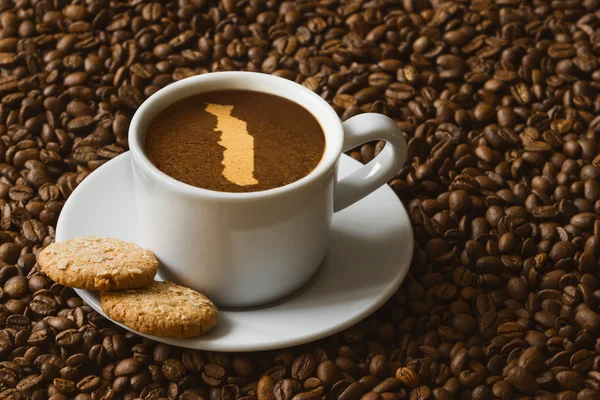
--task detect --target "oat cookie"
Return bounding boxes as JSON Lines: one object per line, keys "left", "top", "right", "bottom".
{"left": 38, "top": 237, "right": 158, "bottom": 291}
{"left": 100, "top": 281, "right": 218, "bottom": 338}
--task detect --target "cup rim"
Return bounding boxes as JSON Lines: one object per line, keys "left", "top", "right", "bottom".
{"left": 129, "top": 71, "right": 343, "bottom": 200}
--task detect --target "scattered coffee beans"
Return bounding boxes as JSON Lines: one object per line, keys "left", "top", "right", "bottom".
{"left": 0, "top": 0, "right": 599, "bottom": 400}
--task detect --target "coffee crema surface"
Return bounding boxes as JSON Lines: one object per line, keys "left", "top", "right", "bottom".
{"left": 145, "top": 90, "right": 325, "bottom": 192}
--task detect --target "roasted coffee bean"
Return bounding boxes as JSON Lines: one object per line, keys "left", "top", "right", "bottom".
{"left": 372, "top": 378, "right": 401, "bottom": 394}
{"left": 162, "top": 359, "right": 186, "bottom": 382}
{"left": 369, "top": 354, "right": 389, "bottom": 377}
{"left": 409, "top": 385, "right": 431, "bottom": 400}
{"left": 492, "top": 380, "right": 512, "bottom": 400}
{"left": 114, "top": 359, "right": 141, "bottom": 377}
{"left": 570, "top": 350, "right": 594, "bottom": 372}
{"left": 77, "top": 375, "right": 101, "bottom": 393}
{"left": 292, "top": 353, "right": 316, "bottom": 381}
{"left": 17, "top": 374, "right": 43, "bottom": 395}
{"left": 395, "top": 368, "right": 418, "bottom": 388}
{"left": 504, "top": 367, "right": 537, "bottom": 394}
{"left": 53, "top": 329, "right": 81, "bottom": 347}
{"left": 47, "top": 316, "right": 76, "bottom": 331}
{"left": 292, "top": 392, "right": 320, "bottom": 400}
{"left": 54, "top": 378, "right": 77, "bottom": 394}
{"left": 575, "top": 307, "right": 600, "bottom": 332}
{"left": 317, "top": 361, "right": 339, "bottom": 388}
{"left": 4, "top": 276, "right": 28, "bottom": 298}
{"left": 30, "top": 295, "right": 57, "bottom": 316}
{"left": 338, "top": 382, "right": 365, "bottom": 400}
{"left": 258, "top": 375, "right": 276, "bottom": 400}
{"left": 556, "top": 371, "right": 585, "bottom": 391}
{"left": 202, "top": 363, "right": 226, "bottom": 386}
{"left": 517, "top": 347, "right": 544, "bottom": 374}
{"left": 181, "top": 350, "right": 205, "bottom": 372}
{"left": 274, "top": 379, "right": 301, "bottom": 400}
{"left": 330, "top": 381, "right": 351, "bottom": 400}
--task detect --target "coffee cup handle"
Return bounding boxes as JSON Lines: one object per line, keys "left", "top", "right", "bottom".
{"left": 334, "top": 113, "right": 407, "bottom": 212}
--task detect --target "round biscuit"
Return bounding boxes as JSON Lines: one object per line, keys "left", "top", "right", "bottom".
{"left": 100, "top": 281, "right": 218, "bottom": 338}
{"left": 38, "top": 237, "right": 158, "bottom": 291}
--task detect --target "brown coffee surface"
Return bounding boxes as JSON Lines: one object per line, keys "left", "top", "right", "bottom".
{"left": 145, "top": 90, "right": 325, "bottom": 192}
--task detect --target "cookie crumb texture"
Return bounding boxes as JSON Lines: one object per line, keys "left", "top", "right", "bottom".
{"left": 100, "top": 281, "right": 219, "bottom": 338}
{"left": 38, "top": 237, "right": 158, "bottom": 291}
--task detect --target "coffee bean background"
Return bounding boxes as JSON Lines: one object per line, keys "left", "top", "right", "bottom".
{"left": 0, "top": 0, "right": 600, "bottom": 399}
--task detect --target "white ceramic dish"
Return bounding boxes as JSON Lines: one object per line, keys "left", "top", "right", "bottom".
{"left": 55, "top": 152, "right": 413, "bottom": 351}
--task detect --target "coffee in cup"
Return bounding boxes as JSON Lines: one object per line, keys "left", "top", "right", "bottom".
{"left": 145, "top": 90, "right": 326, "bottom": 193}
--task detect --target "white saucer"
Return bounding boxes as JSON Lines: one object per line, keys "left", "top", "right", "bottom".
{"left": 56, "top": 152, "right": 413, "bottom": 351}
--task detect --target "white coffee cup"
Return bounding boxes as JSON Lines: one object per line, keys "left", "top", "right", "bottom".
{"left": 129, "top": 72, "right": 407, "bottom": 307}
